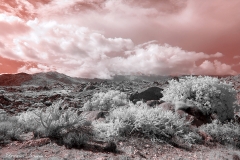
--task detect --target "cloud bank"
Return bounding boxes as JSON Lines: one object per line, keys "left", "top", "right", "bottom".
{"left": 0, "top": 0, "right": 239, "bottom": 78}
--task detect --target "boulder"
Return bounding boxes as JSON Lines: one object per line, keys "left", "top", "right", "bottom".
{"left": 176, "top": 110, "right": 205, "bottom": 127}
{"left": 44, "top": 101, "right": 52, "bottom": 106}
{"left": 81, "top": 111, "right": 108, "bottom": 123}
{"left": 178, "top": 106, "right": 211, "bottom": 124}
{"left": 129, "top": 87, "right": 163, "bottom": 103}
{"left": 198, "top": 130, "right": 213, "bottom": 143}
{"left": 176, "top": 106, "right": 212, "bottom": 127}
{"left": 103, "top": 141, "right": 117, "bottom": 152}
{"left": 157, "top": 102, "right": 175, "bottom": 112}
{"left": 146, "top": 100, "right": 164, "bottom": 107}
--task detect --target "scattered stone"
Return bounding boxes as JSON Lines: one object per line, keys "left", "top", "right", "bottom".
{"left": 20, "top": 138, "right": 51, "bottom": 148}
{"left": 0, "top": 95, "right": 11, "bottom": 106}
{"left": 20, "top": 132, "right": 34, "bottom": 141}
{"left": 44, "top": 94, "right": 62, "bottom": 102}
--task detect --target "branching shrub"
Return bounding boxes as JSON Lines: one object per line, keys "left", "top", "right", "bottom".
{"left": 162, "top": 76, "right": 237, "bottom": 122}
{"left": 200, "top": 120, "right": 240, "bottom": 147}
{"left": 82, "top": 90, "right": 128, "bottom": 111}
{"left": 93, "top": 102, "right": 198, "bottom": 144}
{"left": 17, "top": 100, "right": 86, "bottom": 139}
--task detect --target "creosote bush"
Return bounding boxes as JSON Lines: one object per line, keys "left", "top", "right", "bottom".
{"left": 93, "top": 102, "right": 200, "bottom": 145}
{"left": 162, "top": 76, "right": 237, "bottom": 122}
{"left": 82, "top": 90, "right": 128, "bottom": 111}
{"left": 18, "top": 100, "right": 86, "bottom": 139}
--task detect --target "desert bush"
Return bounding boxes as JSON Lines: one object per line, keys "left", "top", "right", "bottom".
{"left": 93, "top": 102, "right": 198, "bottom": 144}
{"left": 200, "top": 120, "right": 240, "bottom": 147}
{"left": 0, "top": 117, "right": 23, "bottom": 144}
{"left": 17, "top": 100, "right": 86, "bottom": 139}
{"left": 17, "top": 109, "right": 41, "bottom": 132}
{"left": 0, "top": 121, "right": 13, "bottom": 143}
{"left": 82, "top": 90, "right": 128, "bottom": 111}
{"left": 0, "top": 109, "right": 8, "bottom": 121}
{"left": 162, "top": 76, "right": 237, "bottom": 122}
{"left": 63, "top": 131, "right": 89, "bottom": 149}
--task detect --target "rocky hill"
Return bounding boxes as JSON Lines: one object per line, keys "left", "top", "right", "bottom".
{"left": 0, "top": 73, "right": 32, "bottom": 86}
{"left": 0, "top": 72, "right": 172, "bottom": 86}
{"left": 0, "top": 72, "right": 88, "bottom": 86}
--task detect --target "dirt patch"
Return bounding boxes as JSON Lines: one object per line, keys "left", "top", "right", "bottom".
{"left": 1, "top": 137, "right": 240, "bottom": 160}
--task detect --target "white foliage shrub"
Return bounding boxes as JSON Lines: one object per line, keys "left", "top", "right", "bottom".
{"left": 162, "top": 76, "right": 237, "bottom": 122}
{"left": 93, "top": 102, "right": 198, "bottom": 144}
{"left": 17, "top": 109, "right": 40, "bottom": 131}
{"left": 82, "top": 90, "right": 128, "bottom": 111}
{"left": 0, "top": 109, "right": 8, "bottom": 121}
{"left": 200, "top": 120, "right": 240, "bottom": 147}
{"left": 18, "top": 100, "right": 86, "bottom": 137}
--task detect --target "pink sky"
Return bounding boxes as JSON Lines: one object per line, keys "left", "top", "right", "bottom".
{"left": 0, "top": 0, "right": 239, "bottom": 78}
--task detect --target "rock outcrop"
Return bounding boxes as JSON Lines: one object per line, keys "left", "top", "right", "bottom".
{"left": 157, "top": 102, "right": 175, "bottom": 112}
{"left": 176, "top": 104, "right": 212, "bottom": 127}
{"left": 129, "top": 87, "right": 163, "bottom": 103}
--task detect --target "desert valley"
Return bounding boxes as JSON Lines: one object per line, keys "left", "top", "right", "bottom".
{"left": 0, "top": 72, "right": 240, "bottom": 159}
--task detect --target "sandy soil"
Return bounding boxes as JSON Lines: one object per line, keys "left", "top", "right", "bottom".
{"left": 1, "top": 136, "right": 240, "bottom": 160}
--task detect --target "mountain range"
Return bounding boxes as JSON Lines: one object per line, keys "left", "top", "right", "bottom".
{"left": 0, "top": 71, "right": 239, "bottom": 86}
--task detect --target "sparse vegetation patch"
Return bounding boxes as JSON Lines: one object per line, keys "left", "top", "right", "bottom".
{"left": 1, "top": 74, "right": 240, "bottom": 159}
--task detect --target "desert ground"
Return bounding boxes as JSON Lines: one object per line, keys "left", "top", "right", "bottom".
{"left": 0, "top": 72, "right": 240, "bottom": 160}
